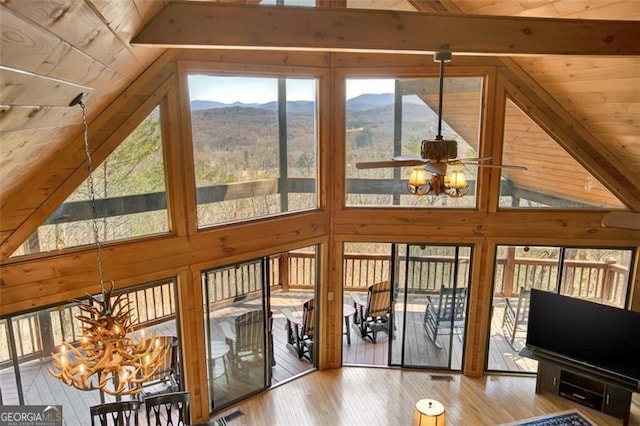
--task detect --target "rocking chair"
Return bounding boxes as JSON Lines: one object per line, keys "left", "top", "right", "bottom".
{"left": 220, "top": 310, "right": 272, "bottom": 375}
{"left": 502, "top": 286, "right": 531, "bottom": 349}
{"left": 423, "top": 285, "right": 467, "bottom": 348}
{"left": 351, "top": 280, "right": 392, "bottom": 343}
{"left": 282, "top": 298, "right": 314, "bottom": 362}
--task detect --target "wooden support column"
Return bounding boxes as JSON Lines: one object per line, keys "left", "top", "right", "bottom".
{"left": 179, "top": 266, "right": 209, "bottom": 424}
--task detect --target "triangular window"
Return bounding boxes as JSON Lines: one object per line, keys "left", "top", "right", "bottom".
{"left": 499, "top": 99, "right": 624, "bottom": 209}
{"left": 11, "top": 106, "right": 169, "bottom": 257}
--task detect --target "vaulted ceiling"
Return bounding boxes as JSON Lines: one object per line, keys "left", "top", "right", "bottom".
{"left": 1, "top": 0, "right": 639, "bottom": 260}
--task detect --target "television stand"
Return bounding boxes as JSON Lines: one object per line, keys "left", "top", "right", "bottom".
{"left": 523, "top": 349, "right": 634, "bottom": 425}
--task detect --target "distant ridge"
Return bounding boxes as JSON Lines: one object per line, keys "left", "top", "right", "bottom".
{"left": 190, "top": 93, "right": 423, "bottom": 113}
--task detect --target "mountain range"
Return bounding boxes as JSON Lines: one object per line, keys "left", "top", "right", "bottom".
{"left": 190, "top": 93, "right": 423, "bottom": 113}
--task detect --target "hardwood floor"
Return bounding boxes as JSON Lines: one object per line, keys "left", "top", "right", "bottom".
{"left": 217, "top": 367, "right": 640, "bottom": 426}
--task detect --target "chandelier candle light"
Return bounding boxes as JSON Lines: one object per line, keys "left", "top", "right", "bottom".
{"left": 48, "top": 93, "right": 168, "bottom": 396}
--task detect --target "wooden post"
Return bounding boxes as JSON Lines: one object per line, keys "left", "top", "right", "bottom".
{"left": 280, "top": 253, "right": 290, "bottom": 292}
{"left": 503, "top": 246, "right": 516, "bottom": 297}
{"left": 37, "top": 310, "right": 55, "bottom": 359}
{"left": 603, "top": 259, "right": 617, "bottom": 302}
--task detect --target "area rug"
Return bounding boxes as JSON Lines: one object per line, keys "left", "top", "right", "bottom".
{"left": 499, "top": 409, "right": 596, "bottom": 426}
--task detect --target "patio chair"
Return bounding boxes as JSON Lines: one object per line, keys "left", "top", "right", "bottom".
{"left": 90, "top": 400, "right": 140, "bottom": 426}
{"left": 351, "top": 280, "right": 392, "bottom": 343}
{"left": 144, "top": 391, "right": 190, "bottom": 426}
{"left": 502, "top": 286, "right": 532, "bottom": 349}
{"left": 220, "top": 310, "right": 274, "bottom": 374}
{"left": 423, "top": 285, "right": 467, "bottom": 348}
{"left": 282, "top": 298, "right": 314, "bottom": 361}
{"left": 132, "top": 335, "right": 180, "bottom": 401}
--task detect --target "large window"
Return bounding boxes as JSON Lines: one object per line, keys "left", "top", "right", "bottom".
{"left": 12, "top": 107, "right": 169, "bottom": 257}
{"left": 188, "top": 76, "right": 318, "bottom": 228}
{"left": 487, "top": 245, "right": 633, "bottom": 373}
{"left": 345, "top": 77, "right": 483, "bottom": 208}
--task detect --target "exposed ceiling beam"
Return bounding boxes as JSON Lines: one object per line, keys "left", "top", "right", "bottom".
{"left": 132, "top": 2, "right": 640, "bottom": 56}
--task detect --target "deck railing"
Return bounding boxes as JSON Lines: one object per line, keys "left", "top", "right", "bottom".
{"left": 494, "top": 257, "right": 629, "bottom": 305}
{"left": 0, "top": 281, "right": 175, "bottom": 366}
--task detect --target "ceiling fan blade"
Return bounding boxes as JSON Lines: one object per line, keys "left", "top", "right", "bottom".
{"left": 393, "top": 155, "right": 425, "bottom": 162}
{"left": 355, "top": 159, "right": 425, "bottom": 169}
{"left": 472, "top": 164, "right": 528, "bottom": 171}
{"left": 602, "top": 211, "right": 640, "bottom": 230}
{"left": 452, "top": 157, "right": 493, "bottom": 163}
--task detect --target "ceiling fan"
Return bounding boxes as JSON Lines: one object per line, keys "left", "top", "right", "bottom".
{"left": 355, "top": 52, "right": 526, "bottom": 197}
{"left": 601, "top": 211, "right": 640, "bottom": 230}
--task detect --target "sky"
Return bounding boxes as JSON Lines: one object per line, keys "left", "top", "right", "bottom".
{"left": 188, "top": 75, "right": 396, "bottom": 104}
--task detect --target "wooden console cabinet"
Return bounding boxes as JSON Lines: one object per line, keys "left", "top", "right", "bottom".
{"left": 532, "top": 355, "right": 635, "bottom": 425}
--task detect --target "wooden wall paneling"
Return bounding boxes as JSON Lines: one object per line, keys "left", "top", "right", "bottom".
{"left": 91, "top": 0, "right": 164, "bottom": 69}
{"left": 0, "top": 126, "right": 76, "bottom": 183}
{"left": 499, "top": 62, "right": 640, "bottom": 211}
{"left": 132, "top": 2, "right": 640, "bottom": 56}
{"left": 0, "top": 51, "right": 177, "bottom": 259}
{"left": 333, "top": 53, "right": 497, "bottom": 69}
{"left": 0, "top": 105, "right": 93, "bottom": 133}
{"left": 0, "top": 68, "right": 98, "bottom": 107}
{"left": 517, "top": 56, "right": 640, "bottom": 83}
{"left": 333, "top": 209, "right": 640, "bottom": 242}
{"left": 188, "top": 214, "right": 330, "bottom": 264}
{"left": 175, "top": 49, "right": 330, "bottom": 68}
{"left": 0, "top": 234, "right": 191, "bottom": 314}
{"left": 0, "top": 6, "right": 121, "bottom": 91}
{"left": 0, "top": 4, "right": 60, "bottom": 70}
{"left": 179, "top": 265, "right": 209, "bottom": 424}
{"left": 316, "top": 0, "right": 347, "bottom": 7}
{"left": 1, "top": 0, "right": 139, "bottom": 77}
{"left": 132, "top": 0, "right": 169, "bottom": 26}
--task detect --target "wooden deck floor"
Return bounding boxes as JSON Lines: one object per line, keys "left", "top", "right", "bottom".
{"left": 0, "top": 290, "right": 539, "bottom": 425}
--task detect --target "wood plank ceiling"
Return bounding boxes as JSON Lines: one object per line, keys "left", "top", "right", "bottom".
{"left": 0, "top": 0, "right": 639, "bottom": 257}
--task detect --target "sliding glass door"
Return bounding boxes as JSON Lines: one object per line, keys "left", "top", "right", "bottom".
{"left": 342, "top": 242, "right": 470, "bottom": 371}
{"left": 203, "top": 258, "right": 271, "bottom": 409}
{"left": 203, "top": 246, "right": 319, "bottom": 412}
{"left": 392, "top": 244, "right": 471, "bottom": 370}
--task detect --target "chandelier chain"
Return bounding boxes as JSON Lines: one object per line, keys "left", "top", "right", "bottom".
{"left": 79, "top": 102, "right": 105, "bottom": 294}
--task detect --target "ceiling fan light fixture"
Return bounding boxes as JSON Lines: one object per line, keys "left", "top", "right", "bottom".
{"left": 447, "top": 168, "right": 468, "bottom": 190}
{"left": 408, "top": 166, "right": 430, "bottom": 196}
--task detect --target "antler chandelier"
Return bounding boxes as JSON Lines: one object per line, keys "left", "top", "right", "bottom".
{"left": 47, "top": 93, "right": 168, "bottom": 396}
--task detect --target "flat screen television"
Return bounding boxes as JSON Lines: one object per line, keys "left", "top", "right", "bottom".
{"left": 526, "top": 289, "right": 640, "bottom": 384}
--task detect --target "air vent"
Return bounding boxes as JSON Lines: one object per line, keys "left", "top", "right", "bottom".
{"left": 209, "top": 409, "right": 244, "bottom": 425}
{"left": 430, "top": 374, "right": 454, "bottom": 381}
